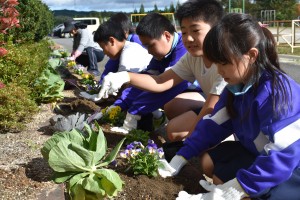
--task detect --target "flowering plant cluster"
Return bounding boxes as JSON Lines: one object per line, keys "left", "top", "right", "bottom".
{"left": 66, "top": 60, "right": 76, "bottom": 68}
{"left": 0, "top": 0, "right": 20, "bottom": 57}
{"left": 79, "top": 73, "right": 101, "bottom": 94}
{"left": 73, "top": 64, "right": 84, "bottom": 75}
{"left": 59, "top": 50, "right": 68, "bottom": 58}
{"left": 120, "top": 140, "right": 164, "bottom": 177}
{"left": 99, "top": 106, "right": 125, "bottom": 126}
{"left": 125, "top": 129, "right": 150, "bottom": 146}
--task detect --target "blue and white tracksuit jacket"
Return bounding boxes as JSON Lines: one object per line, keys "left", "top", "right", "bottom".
{"left": 114, "top": 33, "right": 192, "bottom": 115}
{"left": 178, "top": 71, "right": 300, "bottom": 198}
{"left": 99, "top": 34, "right": 142, "bottom": 84}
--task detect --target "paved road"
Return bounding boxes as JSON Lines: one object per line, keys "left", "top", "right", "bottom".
{"left": 52, "top": 37, "right": 300, "bottom": 83}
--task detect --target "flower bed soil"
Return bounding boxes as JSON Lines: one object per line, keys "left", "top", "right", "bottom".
{"left": 0, "top": 81, "right": 207, "bottom": 200}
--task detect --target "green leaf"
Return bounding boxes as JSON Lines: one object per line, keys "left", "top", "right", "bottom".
{"left": 41, "top": 129, "right": 86, "bottom": 160}
{"left": 94, "top": 123, "right": 107, "bottom": 161}
{"left": 84, "top": 123, "right": 93, "bottom": 141}
{"left": 68, "top": 172, "right": 89, "bottom": 189}
{"left": 48, "top": 140, "right": 91, "bottom": 172}
{"left": 52, "top": 171, "right": 78, "bottom": 183}
{"left": 69, "top": 142, "right": 95, "bottom": 166}
{"left": 69, "top": 183, "right": 86, "bottom": 200}
{"left": 94, "top": 169, "right": 124, "bottom": 194}
{"left": 102, "top": 137, "right": 126, "bottom": 165}
{"left": 48, "top": 58, "right": 62, "bottom": 70}
{"left": 82, "top": 173, "right": 105, "bottom": 195}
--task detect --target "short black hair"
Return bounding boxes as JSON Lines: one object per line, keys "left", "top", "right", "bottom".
{"left": 136, "top": 13, "right": 175, "bottom": 39}
{"left": 93, "top": 20, "right": 126, "bottom": 43}
{"left": 176, "top": 0, "right": 224, "bottom": 27}
{"left": 110, "top": 12, "right": 135, "bottom": 34}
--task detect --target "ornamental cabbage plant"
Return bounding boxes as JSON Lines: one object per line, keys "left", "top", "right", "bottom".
{"left": 41, "top": 122, "right": 125, "bottom": 199}
{"left": 120, "top": 140, "right": 164, "bottom": 177}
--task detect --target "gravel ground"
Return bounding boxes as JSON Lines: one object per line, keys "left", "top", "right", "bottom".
{"left": 0, "top": 103, "right": 59, "bottom": 200}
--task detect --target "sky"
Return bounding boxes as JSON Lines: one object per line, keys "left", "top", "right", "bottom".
{"left": 42, "top": 0, "right": 188, "bottom": 13}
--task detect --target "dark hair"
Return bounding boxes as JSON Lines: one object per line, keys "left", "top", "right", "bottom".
{"left": 176, "top": 0, "right": 223, "bottom": 27}
{"left": 203, "top": 13, "right": 291, "bottom": 118}
{"left": 93, "top": 20, "right": 126, "bottom": 43}
{"left": 136, "top": 13, "right": 175, "bottom": 39}
{"left": 110, "top": 12, "right": 135, "bottom": 34}
{"left": 74, "top": 22, "right": 87, "bottom": 29}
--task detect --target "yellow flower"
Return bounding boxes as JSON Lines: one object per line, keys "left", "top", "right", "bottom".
{"left": 109, "top": 112, "right": 115, "bottom": 120}
{"left": 81, "top": 73, "right": 90, "bottom": 79}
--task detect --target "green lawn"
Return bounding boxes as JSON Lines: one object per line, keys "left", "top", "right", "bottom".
{"left": 277, "top": 45, "right": 300, "bottom": 56}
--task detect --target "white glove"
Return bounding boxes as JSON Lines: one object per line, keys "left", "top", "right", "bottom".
{"left": 79, "top": 91, "right": 101, "bottom": 102}
{"left": 177, "top": 178, "right": 248, "bottom": 200}
{"left": 98, "top": 71, "right": 130, "bottom": 99}
{"left": 158, "top": 155, "right": 187, "bottom": 178}
{"left": 110, "top": 112, "right": 140, "bottom": 134}
{"left": 176, "top": 191, "right": 203, "bottom": 200}
{"left": 199, "top": 178, "right": 247, "bottom": 200}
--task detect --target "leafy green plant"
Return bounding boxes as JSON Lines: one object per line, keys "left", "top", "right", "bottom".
{"left": 99, "top": 106, "right": 126, "bottom": 126}
{"left": 120, "top": 140, "right": 164, "bottom": 177}
{"left": 80, "top": 73, "right": 95, "bottom": 85}
{"left": 41, "top": 123, "right": 126, "bottom": 199}
{"left": 0, "top": 83, "right": 38, "bottom": 133}
{"left": 125, "top": 129, "right": 150, "bottom": 146}
{"left": 32, "top": 67, "right": 65, "bottom": 104}
{"left": 0, "top": 40, "right": 50, "bottom": 86}
{"left": 59, "top": 50, "right": 69, "bottom": 58}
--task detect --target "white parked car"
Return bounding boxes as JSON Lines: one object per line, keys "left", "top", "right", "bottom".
{"left": 52, "top": 17, "right": 100, "bottom": 38}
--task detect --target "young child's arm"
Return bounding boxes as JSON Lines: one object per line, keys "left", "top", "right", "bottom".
{"left": 97, "top": 69, "right": 184, "bottom": 99}
{"left": 187, "top": 94, "right": 220, "bottom": 134}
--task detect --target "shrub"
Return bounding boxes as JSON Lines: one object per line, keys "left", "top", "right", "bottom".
{"left": 0, "top": 40, "right": 51, "bottom": 87}
{"left": 0, "top": 83, "right": 38, "bottom": 133}
{"left": 9, "top": 0, "right": 54, "bottom": 43}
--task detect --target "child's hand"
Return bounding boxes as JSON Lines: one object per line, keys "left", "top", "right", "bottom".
{"left": 79, "top": 91, "right": 101, "bottom": 102}
{"left": 98, "top": 71, "right": 130, "bottom": 99}
{"left": 158, "top": 155, "right": 187, "bottom": 178}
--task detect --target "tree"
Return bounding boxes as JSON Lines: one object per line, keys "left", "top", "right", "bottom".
{"left": 139, "top": 3, "right": 145, "bottom": 14}
{"left": 169, "top": 2, "right": 175, "bottom": 13}
{"left": 10, "top": 0, "right": 54, "bottom": 42}
{"left": 176, "top": 0, "right": 181, "bottom": 11}
{"left": 256, "top": 0, "right": 297, "bottom": 20}
{"left": 153, "top": 4, "right": 159, "bottom": 12}
{"left": 164, "top": 6, "right": 169, "bottom": 13}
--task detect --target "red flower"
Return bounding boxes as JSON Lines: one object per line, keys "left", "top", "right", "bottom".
{"left": 0, "top": 47, "right": 8, "bottom": 57}
{"left": 0, "top": 81, "right": 5, "bottom": 89}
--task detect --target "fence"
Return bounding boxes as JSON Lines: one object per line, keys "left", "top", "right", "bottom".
{"left": 263, "top": 20, "right": 300, "bottom": 53}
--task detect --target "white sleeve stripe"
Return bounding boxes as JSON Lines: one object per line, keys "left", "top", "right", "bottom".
{"left": 274, "top": 118, "right": 300, "bottom": 149}
{"left": 254, "top": 131, "right": 270, "bottom": 152}
{"left": 203, "top": 107, "right": 230, "bottom": 125}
